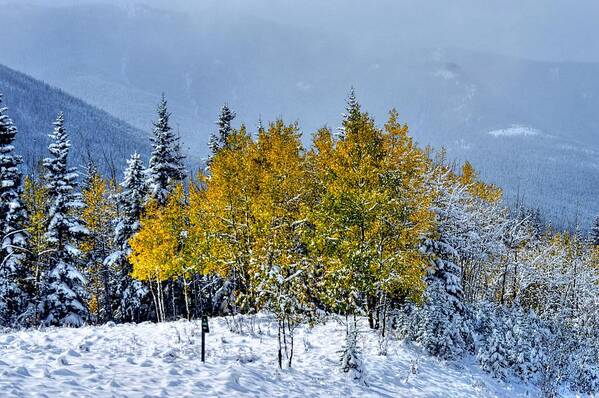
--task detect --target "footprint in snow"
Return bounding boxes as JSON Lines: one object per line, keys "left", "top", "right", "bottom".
{"left": 14, "top": 366, "right": 31, "bottom": 377}
{"left": 56, "top": 355, "right": 70, "bottom": 366}
{"left": 66, "top": 348, "right": 81, "bottom": 357}
{"left": 51, "top": 368, "right": 79, "bottom": 377}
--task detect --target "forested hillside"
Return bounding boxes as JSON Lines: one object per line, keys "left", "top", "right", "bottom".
{"left": 0, "top": 64, "right": 150, "bottom": 176}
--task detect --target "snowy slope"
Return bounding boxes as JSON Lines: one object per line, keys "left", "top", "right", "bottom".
{"left": 0, "top": 315, "right": 543, "bottom": 397}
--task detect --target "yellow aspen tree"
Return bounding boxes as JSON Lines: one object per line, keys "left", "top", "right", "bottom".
{"left": 460, "top": 161, "right": 502, "bottom": 203}
{"left": 22, "top": 173, "right": 49, "bottom": 316}
{"left": 250, "top": 120, "right": 316, "bottom": 368}
{"left": 378, "top": 109, "right": 435, "bottom": 305}
{"left": 129, "top": 184, "right": 189, "bottom": 321}
{"left": 81, "top": 172, "right": 116, "bottom": 323}
{"left": 306, "top": 113, "right": 384, "bottom": 322}
{"left": 196, "top": 125, "right": 261, "bottom": 312}
{"left": 306, "top": 104, "right": 435, "bottom": 330}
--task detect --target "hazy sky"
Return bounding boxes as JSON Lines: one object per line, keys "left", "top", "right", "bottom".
{"left": 12, "top": 0, "right": 599, "bottom": 63}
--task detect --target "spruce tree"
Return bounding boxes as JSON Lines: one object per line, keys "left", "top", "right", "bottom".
{"left": 511, "top": 308, "right": 546, "bottom": 382}
{"left": 105, "top": 152, "right": 148, "bottom": 323}
{"left": 147, "top": 95, "right": 186, "bottom": 205}
{"left": 416, "top": 238, "right": 472, "bottom": 359}
{"left": 478, "top": 322, "right": 510, "bottom": 380}
{"left": 338, "top": 87, "right": 361, "bottom": 139}
{"left": 40, "top": 113, "right": 89, "bottom": 327}
{"left": 0, "top": 94, "right": 31, "bottom": 326}
{"left": 208, "top": 103, "right": 236, "bottom": 157}
{"left": 590, "top": 215, "right": 599, "bottom": 246}
{"left": 340, "top": 324, "right": 365, "bottom": 383}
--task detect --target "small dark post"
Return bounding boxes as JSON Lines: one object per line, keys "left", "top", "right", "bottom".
{"left": 201, "top": 315, "right": 210, "bottom": 362}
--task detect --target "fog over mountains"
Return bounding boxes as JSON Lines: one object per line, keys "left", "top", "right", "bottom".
{"left": 0, "top": 64, "right": 149, "bottom": 178}
{"left": 1, "top": 0, "right": 598, "bottom": 228}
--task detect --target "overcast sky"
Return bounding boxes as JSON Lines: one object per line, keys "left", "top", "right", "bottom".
{"left": 10, "top": 0, "right": 599, "bottom": 63}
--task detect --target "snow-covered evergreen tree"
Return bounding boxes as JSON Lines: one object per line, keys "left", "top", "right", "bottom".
{"left": 340, "top": 324, "right": 365, "bottom": 383}
{"left": 416, "top": 239, "right": 471, "bottom": 359}
{"left": 146, "top": 95, "right": 186, "bottom": 205}
{"left": 40, "top": 113, "right": 89, "bottom": 327}
{"left": 478, "top": 325, "right": 509, "bottom": 380}
{"left": 590, "top": 215, "right": 599, "bottom": 246}
{"left": 208, "top": 103, "right": 236, "bottom": 157}
{"left": 105, "top": 152, "right": 148, "bottom": 323}
{"left": 566, "top": 310, "right": 599, "bottom": 394}
{"left": 507, "top": 307, "right": 547, "bottom": 382}
{"left": 81, "top": 159, "right": 98, "bottom": 191}
{"left": 0, "top": 94, "right": 31, "bottom": 326}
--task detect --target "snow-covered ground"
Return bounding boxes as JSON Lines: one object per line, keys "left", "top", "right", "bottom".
{"left": 0, "top": 315, "right": 542, "bottom": 397}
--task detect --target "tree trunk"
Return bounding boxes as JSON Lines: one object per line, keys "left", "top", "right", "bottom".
{"left": 277, "top": 321, "right": 283, "bottom": 369}
{"left": 287, "top": 319, "right": 294, "bottom": 368}
{"left": 103, "top": 262, "right": 112, "bottom": 322}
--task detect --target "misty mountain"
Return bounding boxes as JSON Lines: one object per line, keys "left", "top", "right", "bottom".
{"left": 0, "top": 63, "right": 150, "bottom": 177}
{"left": 0, "top": 1, "right": 597, "bottom": 227}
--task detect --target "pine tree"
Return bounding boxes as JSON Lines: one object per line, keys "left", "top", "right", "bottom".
{"left": 337, "top": 87, "right": 361, "bottom": 139}
{"left": 590, "top": 215, "right": 599, "bottom": 246}
{"left": 147, "top": 95, "right": 186, "bottom": 205}
{"left": 340, "top": 324, "right": 365, "bottom": 383}
{"left": 105, "top": 152, "right": 148, "bottom": 323}
{"left": 209, "top": 103, "right": 236, "bottom": 157}
{"left": 478, "top": 323, "right": 510, "bottom": 380}
{"left": 0, "top": 94, "right": 31, "bottom": 326}
{"left": 40, "top": 113, "right": 89, "bottom": 327}
{"left": 416, "top": 239, "right": 471, "bottom": 359}
{"left": 510, "top": 308, "right": 546, "bottom": 382}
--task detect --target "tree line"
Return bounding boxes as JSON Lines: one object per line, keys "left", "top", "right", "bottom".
{"left": 0, "top": 90, "right": 598, "bottom": 394}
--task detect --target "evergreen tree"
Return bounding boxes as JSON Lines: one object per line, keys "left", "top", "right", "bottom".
{"left": 105, "top": 152, "right": 148, "bottom": 323}
{"left": 337, "top": 87, "right": 361, "bottom": 139}
{"left": 147, "top": 95, "right": 186, "bottom": 205}
{"left": 340, "top": 324, "right": 365, "bottom": 383}
{"left": 81, "top": 160, "right": 98, "bottom": 191}
{"left": 209, "top": 103, "right": 236, "bottom": 157}
{"left": 478, "top": 323, "right": 510, "bottom": 380}
{"left": 416, "top": 238, "right": 471, "bottom": 359}
{"left": 510, "top": 308, "right": 547, "bottom": 382}
{"left": 590, "top": 215, "right": 599, "bottom": 246}
{"left": 40, "top": 113, "right": 89, "bottom": 327}
{"left": 0, "top": 94, "right": 31, "bottom": 326}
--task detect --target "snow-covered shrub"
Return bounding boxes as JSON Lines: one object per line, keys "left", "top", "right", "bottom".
{"left": 477, "top": 325, "right": 509, "bottom": 380}
{"left": 510, "top": 308, "right": 548, "bottom": 383}
{"left": 414, "top": 239, "right": 472, "bottom": 360}
{"left": 395, "top": 303, "right": 419, "bottom": 342}
{"left": 340, "top": 326, "right": 365, "bottom": 383}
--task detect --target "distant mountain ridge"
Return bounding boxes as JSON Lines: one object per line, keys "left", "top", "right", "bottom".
{"left": 0, "top": 63, "right": 150, "bottom": 177}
